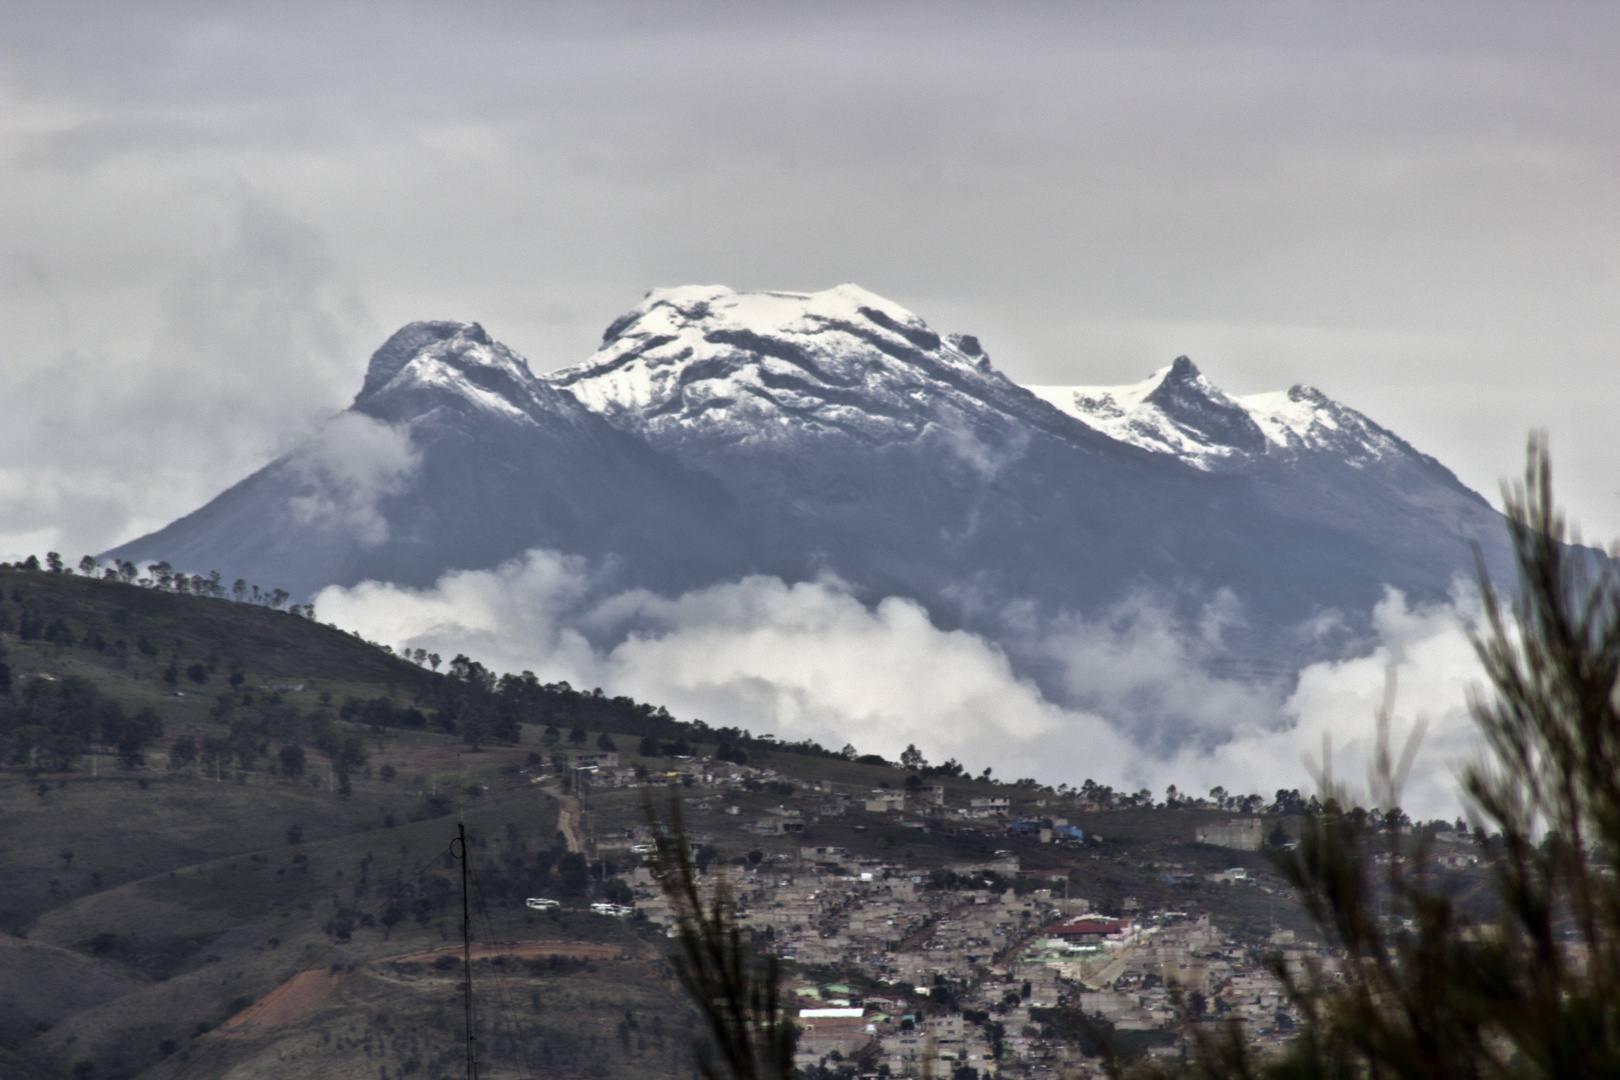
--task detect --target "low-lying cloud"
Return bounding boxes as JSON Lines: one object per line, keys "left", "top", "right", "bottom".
{"left": 1153, "top": 587, "right": 1488, "bottom": 820}
{"left": 0, "top": 187, "right": 369, "bottom": 563}
{"left": 1035, "top": 589, "right": 1288, "bottom": 754}
{"left": 317, "top": 550, "right": 1489, "bottom": 820}
{"left": 585, "top": 575, "right": 1104, "bottom": 769}
{"left": 284, "top": 413, "right": 419, "bottom": 546}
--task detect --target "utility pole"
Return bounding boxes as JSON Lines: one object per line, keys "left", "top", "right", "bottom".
{"left": 453, "top": 822, "right": 478, "bottom": 1080}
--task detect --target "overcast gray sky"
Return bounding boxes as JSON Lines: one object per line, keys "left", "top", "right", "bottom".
{"left": 4, "top": 0, "right": 1617, "bottom": 561}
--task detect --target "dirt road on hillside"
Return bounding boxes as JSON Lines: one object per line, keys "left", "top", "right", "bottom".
{"left": 216, "top": 939, "right": 644, "bottom": 1038}
{"left": 557, "top": 793, "right": 585, "bottom": 854}
{"left": 387, "top": 940, "right": 636, "bottom": 964}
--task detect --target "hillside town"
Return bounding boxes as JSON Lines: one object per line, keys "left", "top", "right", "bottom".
{"left": 627, "top": 854, "right": 1334, "bottom": 1077}
{"left": 554, "top": 750, "right": 1402, "bottom": 1077}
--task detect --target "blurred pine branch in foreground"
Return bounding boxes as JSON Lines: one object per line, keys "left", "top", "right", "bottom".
{"left": 645, "top": 786, "right": 797, "bottom": 1080}
{"left": 1133, "top": 437, "right": 1620, "bottom": 1079}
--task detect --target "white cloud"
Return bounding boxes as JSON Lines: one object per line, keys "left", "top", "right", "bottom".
{"left": 0, "top": 187, "right": 370, "bottom": 563}
{"left": 315, "top": 549, "right": 1493, "bottom": 817}
{"left": 587, "top": 576, "right": 1095, "bottom": 768}
{"left": 284, "top": 412, "right": 419, "bottom": 545}
{"left": 1036, "top": 589, "right": 1286, "bottom": 754}
{"left": 318, "top": 558, "right": 1136, "bottom": 779}
{"left": 316, "top": 549, "right": 599, "bottom": 675}
{"left": 1144, "top": 585, "right": 1488, "bottom": 821}
{"left": 919, "top": 412, "right": 1029, "bottom": 482}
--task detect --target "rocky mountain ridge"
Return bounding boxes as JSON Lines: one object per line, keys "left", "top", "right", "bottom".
{"left": 105, "top": 284, "right": 1512, "bottom": 690}
{"left": 1026, "top": 355, "right": 1439, "bottom": 473}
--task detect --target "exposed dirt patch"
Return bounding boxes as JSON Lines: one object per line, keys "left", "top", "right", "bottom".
{"left": 216, "top": 968, "right": 348, "bottom": 1038}
{"left": 557, "top": 793, "right": 585, "bottom": 854}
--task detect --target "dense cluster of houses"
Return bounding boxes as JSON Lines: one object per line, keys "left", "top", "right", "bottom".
{"left": 627, "top": 855, "right": 1324, "bottom": 1076}
{"left": 554, "top": 750, "right": 1334, "bottom": 1075}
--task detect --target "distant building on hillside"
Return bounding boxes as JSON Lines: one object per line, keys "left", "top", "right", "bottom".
{"left": 865, "top": 792, "right": 905, "bottom": 812}
{"left": 800, "top": 845, "right": 850, "bottom": 862}
{"left": 748, "top": 808, "right": 806, "bottom": 835}
{"left": 1047, "top": 917, "right": 1131, "bottom": 944}
{"left": 908, "top": 784, "right": 946, "bottom": 807}
{"left": 1195, "top": 818, "right": 1263, "bottom": 851}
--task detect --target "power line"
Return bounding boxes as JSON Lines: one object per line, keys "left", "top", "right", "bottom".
{"left": 453, "top": 821, "right": 479, "bottom": 1080}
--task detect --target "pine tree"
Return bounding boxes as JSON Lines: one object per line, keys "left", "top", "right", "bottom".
{"left": 1139, "top": 439, "right": 1620, "bottom": 1080}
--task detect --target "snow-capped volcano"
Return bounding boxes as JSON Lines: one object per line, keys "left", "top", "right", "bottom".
{"left": 353, "top": 319, "right": 605, "bottom": 436}
{"left": 555, "top": 284, "right": 991, "bottom": 435}
{"left": 1025, "top": 355, "right": 1429, "bottom": 474}
{"left": 355, "top": 320, "right": 554, "bottom": 424}
{"left": 103, "top": 319, "right": 754, "bottom": 600}
{"left": 1026, "top": 356, "right": 1266, "bottom": 468}
{"left": 106, "top": 283, "right": 1513, "bottom": 680}
{"left": 1237, "top": 384, "right": 1430, "bottom": 465}
{"left": 552, "top": 283, "right": 1094, "bottom": 456}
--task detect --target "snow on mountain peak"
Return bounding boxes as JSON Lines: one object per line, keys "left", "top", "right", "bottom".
{"left": 1238, "top": 384, "right": 1409, "bottom": 463}
{"left": 1026, "top": 356, "right": 1264, "bottom": 468}
{"left": 1026, "top": 360, "right": 1409, "bottom": 470}
{"left": 353, "top": 300, "right": 1422, "bottom": 482}
{"left": 352, "top": 319, "right": 560, "bottom": 426}
{"left": 553, "top": 283, "right": 1004, "bottom": 446}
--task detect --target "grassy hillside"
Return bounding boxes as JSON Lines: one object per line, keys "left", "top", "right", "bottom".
{"left": 0, "top": 565, "right": 429, "bottom": 687}
{"left": 0, "top": 564, "right": 1321, "bottom": 1080}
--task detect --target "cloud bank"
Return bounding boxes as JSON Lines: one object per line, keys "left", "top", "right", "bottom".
{"left": 317, "top": 550, "right": 1489, "bottom": 820}
{"left": 284, "top": 412, "right": 419, "bottom": 546}
{"left": 1154, "top": 587, "right": 1488, "bottom": 820}
{"left": 0, "top": 187, "right": 371, "bottom": 562}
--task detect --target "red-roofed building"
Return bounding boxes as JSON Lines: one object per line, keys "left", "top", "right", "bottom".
{"left": 1047, "top": 917, "right": 1130, "bottom": 943}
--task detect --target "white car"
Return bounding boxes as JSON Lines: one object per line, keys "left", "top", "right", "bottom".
{"left": 590, "top": 902, "right": 634, "bottom": 916}
{"left": 525, "top": 897, "right": 560, "bottom": 910}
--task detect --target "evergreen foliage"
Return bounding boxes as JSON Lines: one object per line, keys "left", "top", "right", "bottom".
{"left": 1137, "top": 440, "right": 1620, "bottom": 1080}
{"left": 0, "top": 675, "right": 162, "bottom": 772}
{"left": 644, "top": 786, "right": 796, "bottom": 1080}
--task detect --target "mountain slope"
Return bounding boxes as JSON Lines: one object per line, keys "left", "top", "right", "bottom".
{"left": 552, "top": 286, "right": 1508, "bottom": 642}
{"left": 1024, "top": 354, "right": 1509, "bottom": 631}
{"left": 551, "top": 285, "right": 1247, "bottom": 620}
{"left": 105, "top": 322, "right": 756, "bottom": 601}
{"left": 106, "top": 286, "right": 1512, "bottom": 679}
{"left": 1027, "top": 356, "right": 1268, "bottom": 468}
{"left": 1026, "top": 355, "right": 1461, "bottom": 475}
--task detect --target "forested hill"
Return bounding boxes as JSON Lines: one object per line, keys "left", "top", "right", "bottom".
{"left": 0, "top": 561, "right": 848, "bottom": 774}
{"left": 0, "top": 563, "right": 425, "bottom": 687}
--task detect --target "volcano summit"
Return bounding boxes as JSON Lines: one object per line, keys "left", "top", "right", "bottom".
{"left": 106, "top": 284, "right": 1509, "bottom": 682}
